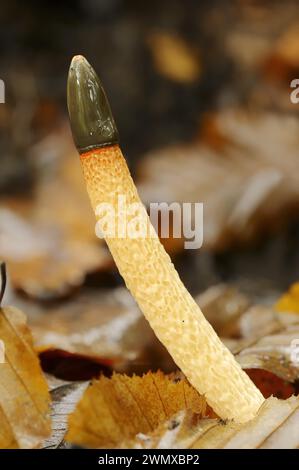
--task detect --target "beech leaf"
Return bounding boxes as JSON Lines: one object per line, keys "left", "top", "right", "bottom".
{"left": 66, "top": 371, "right": 211, "bottom": 448}
{"left": 0, "top": 303, "right": 51, "bottom": 448}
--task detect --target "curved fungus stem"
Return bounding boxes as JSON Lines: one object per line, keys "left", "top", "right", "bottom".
{"left": 67, "top": 56, "right": 265, "bottom": 423}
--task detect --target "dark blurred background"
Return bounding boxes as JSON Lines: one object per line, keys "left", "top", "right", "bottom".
{"left": 0, "top": 0, "right": 232, "bottom": 173}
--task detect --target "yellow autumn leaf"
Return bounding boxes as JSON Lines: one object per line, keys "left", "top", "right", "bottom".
{"left": 66, "top": 371, "right": 210, "bottom": 448}
{"left": 275, "top": 282, "right": 299, "bottom": 314}
{"left": 0, "top": 303, "right": 51, "bottom": 448}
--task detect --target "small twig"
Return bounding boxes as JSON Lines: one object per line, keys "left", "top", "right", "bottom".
{"left": 0, "top": 262, "right": 7, "bottom": 306}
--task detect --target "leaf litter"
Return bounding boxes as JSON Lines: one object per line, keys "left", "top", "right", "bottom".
{"left": 0, "top": 268, "right": 51, "bottom": 448}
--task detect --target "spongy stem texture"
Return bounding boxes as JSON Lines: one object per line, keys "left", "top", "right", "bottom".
{"left": 80, "top": 145, "right": 264, "bottom": 422}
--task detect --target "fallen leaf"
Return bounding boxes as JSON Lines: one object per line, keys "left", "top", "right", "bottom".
{"left": 227, "top": 312, "right": 299, "bottom": 384}
{"left": 237, "top": 304, "right": 283, "bottom": 339}
{"left": 138, "top": 110, "right": 299, "bottom": 252}
{"left": 0, "top": 206, "right": 111, "bottom": 301}
{"left": 29, "top": 289, "right": 146, "bottom": 360}
{"left": 275, "top": 282, "right": 299, "bottom": 314}
{"left": 0, "top": 129, "right": 112, "bottom": 300}
{"left": 66, "top": 371, "right": 210, "bottom": 448}
{"left": 196, "top": 283, "right": 299, "bottom": 395}
{"left": 196, "top": 284, "right": 250, "bottom": 337}
{"left": 24, "top": 288, "right": 165, "bottom": 377}
{"left": 245, "top": 369, "right": 295, "bottom": 399}
{"left": 39, "top": 350, "right": 113, "bottom": 382}
{"left": 0, "top": 302, "right": 51, "bottom": 448}
{"left": 131, "top": 396, "right": 299, "bottom": 449}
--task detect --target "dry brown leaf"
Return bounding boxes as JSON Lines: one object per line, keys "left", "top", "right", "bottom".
{"left": 66, "top": 371, "right": 210, "bottom": 448}
{"left": 269, "top": 23, "right": 299, "bottom": 69}
{"left": 233, "top": 323, "right": 299, "bottom": 384}
{"left": 29, "top": 289, "right": 146, "bottom": 360}
{"left": 0, "top": 303, "right": 51, "bottom": 448}
{"left": 245, "top": 369, "right": 295, "bottom": 400}
{"left": 196, "top": 284, "right": 284, "bottom": 339}
{"left": 24, "top": 288, "right": 168, "bottom": 376}
{"left": 0, "top": 130, "right": 112, "bottom": 300}
{"left": 196, "top": 284, "right": 250, "bottom": 337}
{"left": 138, "top": 110, "right": 299, "bottom": 252}
{"left": 131, "top": 396, "right": 299, "bottom": 449}
{"left": 28, "top": 280, "right": 299, "bottom": 389}
{"left": 0, "top": 208, "right": 110, "bottom": 300}
{"left": 223, "top": 307, "right": 299, "bottom": 385}
{"left": 237, "top": 304, "right": 283, "bottom": 339}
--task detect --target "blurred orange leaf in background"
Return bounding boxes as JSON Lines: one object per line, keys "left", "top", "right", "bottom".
{"left": 275, "top": 282, "right": 299, "bottom": 314}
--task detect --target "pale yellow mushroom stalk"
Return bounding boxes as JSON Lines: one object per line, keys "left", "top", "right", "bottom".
{"left": 67, "top": 55, "right": 264, "bottom": 422}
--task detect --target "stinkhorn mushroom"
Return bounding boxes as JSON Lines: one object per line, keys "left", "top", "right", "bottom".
{"left": 67, "top": 55, "right": 264, "bottom": 422}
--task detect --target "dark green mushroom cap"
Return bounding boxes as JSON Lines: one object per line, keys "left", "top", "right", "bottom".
{"left": 67, "top": 55, "right": 119, "bottom": 154}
